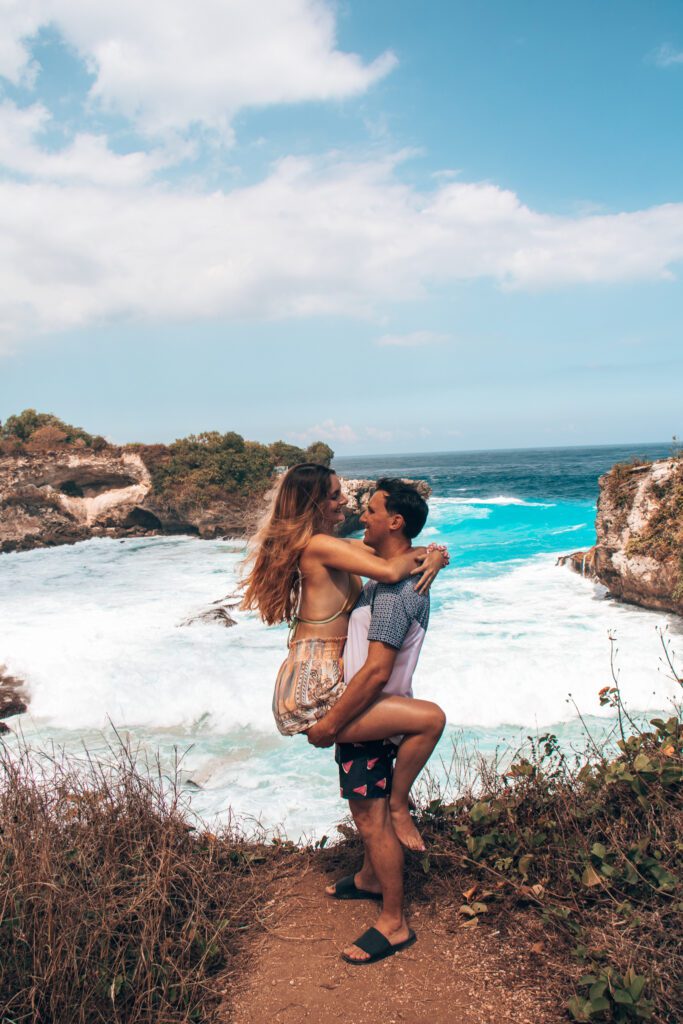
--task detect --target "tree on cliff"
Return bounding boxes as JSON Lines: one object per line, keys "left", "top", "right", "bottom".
{"left": 269, "top": 440, "right": 334, "bottom": 467}
{"left": 302, "top": 441, "right": 334, "bottom": 466}
{"left": 148, "top": 431, "right": 335, "bottom": 510}
{"left": 149, "top": 430, "right": 275, "bottom": 507}
{"left": 0, "top": 409, "right": 106, "bottom": 449}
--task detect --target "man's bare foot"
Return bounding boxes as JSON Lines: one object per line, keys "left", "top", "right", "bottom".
{"left": 342, "top": 914, "right": 411, "bottom": 963}
{"left": 390, "top": 804, "right": 425, "bottom": 851}
{"left": 325, "top": 870, "right": 381, "bottom": 897}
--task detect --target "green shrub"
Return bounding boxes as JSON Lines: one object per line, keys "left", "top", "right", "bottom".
{"left": 1, "top": 408, "right": 99, "bottom": 447}
{"left": 147, "top": 431, "right": 334, "bottom": 511}
{"left": 379, "top": 631, "right": 683, "bottom": 1024}
{"left": 269, "top": 440, "right": 333, "bottom": 467}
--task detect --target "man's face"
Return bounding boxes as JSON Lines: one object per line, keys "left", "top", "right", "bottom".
{"left": 360, "top": 489, "right": 403, "bottom": 546}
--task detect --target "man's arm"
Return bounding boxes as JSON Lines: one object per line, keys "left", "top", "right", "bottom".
{"left": 306, "top": 641, "right": 397, "bottom": 748}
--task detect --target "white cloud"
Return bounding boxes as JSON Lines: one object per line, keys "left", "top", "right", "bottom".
{"left": 377, "top": 330, "right": 449, "bottom": 347}
{"left": 0, "top": 5, "right": 45, "bottom": 87}
{"left": 293, "top": 423, "right": 400, "bottom": 446}
{"left": 0, "top": 100, "right": 177, "bottom": 186}
{"left": 292, "top": 420, "right": 360, "bottom": 444}
{"left": 1, "top": 0, "right": 396, "bottom": 140}
{"left": 1, "top": 152, "right": 683, "bottom": 348}
{"left": 651, "top": 44, "right": 683, "bottom": 68}
{"left": 364, "top": 427, "right": 394, "bottom": 443}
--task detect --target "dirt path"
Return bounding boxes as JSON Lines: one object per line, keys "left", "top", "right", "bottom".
{"left": 227, "top": 862, "right": 567, "bottom": 1024}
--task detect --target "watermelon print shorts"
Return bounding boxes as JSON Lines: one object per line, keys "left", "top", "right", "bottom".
{"left": 335, "top": 739, "right": 398, "bottom": 800}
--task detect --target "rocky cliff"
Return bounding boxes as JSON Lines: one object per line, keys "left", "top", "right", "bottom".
{"left": 559, "top": 457, "right": 683, "bottom": 616}
{"left": 0, "top": 449, "right": 430, "bottom": 554}
{"left": 0, "top": 447, "right": 260, "bottom": 553}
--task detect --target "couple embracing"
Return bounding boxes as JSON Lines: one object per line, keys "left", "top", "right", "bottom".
{"left": 242, "top": 464, "right": 449, "bottom": 966}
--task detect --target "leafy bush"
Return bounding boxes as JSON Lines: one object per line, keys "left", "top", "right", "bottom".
{"left": 1, "top": 408, "right": 102, "bottom": 448}
{"left": 147, "top": 431, "right": 334, "bottom": 511}
{"left": 386, "top": 630, "right": 683, "bottom": 1024}
{"left": 147, "top": 431, "right": 274, "bottom": 511}
{"left": 269, "top": 440, "right": 333, "bottom": 468}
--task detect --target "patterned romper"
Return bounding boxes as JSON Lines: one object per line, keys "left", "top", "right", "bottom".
{"left": 272, "top": 574, "right": 362, "bottom": 736}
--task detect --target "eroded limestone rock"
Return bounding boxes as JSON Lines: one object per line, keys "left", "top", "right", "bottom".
{"left": 559, "top": 458, "right": 683, "bottom": 616}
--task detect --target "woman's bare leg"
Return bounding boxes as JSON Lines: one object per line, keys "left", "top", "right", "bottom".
{"left": 335, "top": 695, "right": 446, "bottom": 850}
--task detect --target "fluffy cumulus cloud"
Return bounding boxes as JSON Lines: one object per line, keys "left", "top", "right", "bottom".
{"left": 0, "top": 0, "right": 396, "bottom": 138}
{"left": 2, "top": 153, "right": 683, "bottom": 346}
{"left": 1, "top": 1, "right": 683, "bottom": 349}
{"left": 0, "top": 100, "right": 176, "bottom": 186}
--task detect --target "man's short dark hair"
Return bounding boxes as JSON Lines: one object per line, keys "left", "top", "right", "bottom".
{"left": 375, "top": 478, "right": 428, "bottom": 539}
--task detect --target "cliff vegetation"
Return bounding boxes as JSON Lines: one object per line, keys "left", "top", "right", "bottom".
{"left": 0, "top": 408, "right": 108, "bottom": 451}
{"left": 141, "top": 431, "right": 332, "bottom": 515}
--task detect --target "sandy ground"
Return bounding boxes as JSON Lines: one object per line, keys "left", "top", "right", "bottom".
{"left": 225, "top": 862, "right": 568, "bottom": 1024}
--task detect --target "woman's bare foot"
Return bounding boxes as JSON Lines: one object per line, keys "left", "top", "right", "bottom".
{"left": 389, "top": 804, "right": 425, "bottom": 851}
{"left": 342, "top": 913, "right": 410, "bottom": 963}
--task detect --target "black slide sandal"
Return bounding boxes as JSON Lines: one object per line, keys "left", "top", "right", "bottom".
{"left": 327, "top": 874, "right": 382, "bottom": 901}
{"left": 341, "top": 926, "right": 417, "bottom": 965}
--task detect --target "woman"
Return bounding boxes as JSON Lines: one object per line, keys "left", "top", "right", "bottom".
{"left": 241, "top": 463, "right": 447, "bottom": 849}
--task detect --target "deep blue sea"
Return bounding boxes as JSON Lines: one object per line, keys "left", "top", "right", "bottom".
{"left": 0, "top": 442, "right": 679, "bottom": 839}
{"left": 337, "top": 442, "right": 671, "bottom": 597}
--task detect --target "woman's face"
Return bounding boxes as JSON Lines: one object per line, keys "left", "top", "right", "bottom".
{"left": 321, "top": 473, "right": 347, "bottom": 529}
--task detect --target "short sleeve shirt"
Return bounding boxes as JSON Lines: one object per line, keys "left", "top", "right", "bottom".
{"left": 344, "top": 577, "right": 430, "bottom": 698}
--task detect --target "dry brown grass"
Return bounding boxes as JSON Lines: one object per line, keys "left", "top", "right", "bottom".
{"left": 0, "top": 740, "right": 296, "bottom": 1023}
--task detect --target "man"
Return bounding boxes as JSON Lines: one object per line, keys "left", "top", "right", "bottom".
{"left": 306, "top": 478, "right": 446, "bottom": 965}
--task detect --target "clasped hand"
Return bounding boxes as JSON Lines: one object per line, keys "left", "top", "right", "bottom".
{"left": 306, "top": 717, "right": 336, "bottom": 748}
{"left": 410, "top": 546, "right": 447, "bottom": 595}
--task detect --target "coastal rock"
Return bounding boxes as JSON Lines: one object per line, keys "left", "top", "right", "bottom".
{"left": 0, "top": 448, "right": 155, "bottom": 552}
{"left": 0, "top": 448, "right": 257, "bottom": 552}
{"left": 0, "top": 449, "right": 432, "bottom": 555}
{"left": 180, "top": 596, "right": 239, "bottom": 628}
{"left": 556, "top": 548, "right": 598, "bottom": 578}
{"left": 0, "top": 666, "right": 29, "bottom": 734}
{"left": 559, "top": 457, "right": 683, "bottom": 616}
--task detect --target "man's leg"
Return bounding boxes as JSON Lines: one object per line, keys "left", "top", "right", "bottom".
{"left": 390, "top": 706, "right": 446, "bottom": 850}
{"left": 325, "top": 843, "right": 380, "bottom": 897}
{"left": 340, "top": 798, "right": 410, "bottom": 962}
{"left": 335, "top": 697, "right": 447, "bottom": 850}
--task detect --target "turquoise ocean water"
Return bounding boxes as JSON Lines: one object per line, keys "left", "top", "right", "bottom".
{"left": 0, "top": 442, "right": 679, "bottom": 839}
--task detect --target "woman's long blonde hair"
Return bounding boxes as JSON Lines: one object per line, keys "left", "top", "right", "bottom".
{"left": 240, "top": 463, "right": 334, "bottom": 625}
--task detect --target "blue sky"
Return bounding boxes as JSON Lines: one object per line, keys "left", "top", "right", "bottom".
{"left": 0, "top": 0, "right": 681, "bottom": 453}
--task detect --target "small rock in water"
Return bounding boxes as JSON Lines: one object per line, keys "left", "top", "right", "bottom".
{"left": 0, "top": 666, "right": 29, "bottom": 725}
{"left": 179, "top": 606, "right": 237, "bottom": 627}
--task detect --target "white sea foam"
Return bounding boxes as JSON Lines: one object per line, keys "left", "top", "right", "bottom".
{"left": 1, "top": 536, "right": 678, "bottom": 735}
{"left": 418, "top": 557, "right": 679, "bottom": 729}
{"left": 547, "top": 523, "right": 589, "bottom": 535}
{"left": 1, "top": 532, "right": 679, "bottom": 838}
{"left": 433, "top": 495, "right": 556, "bottom": 508}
